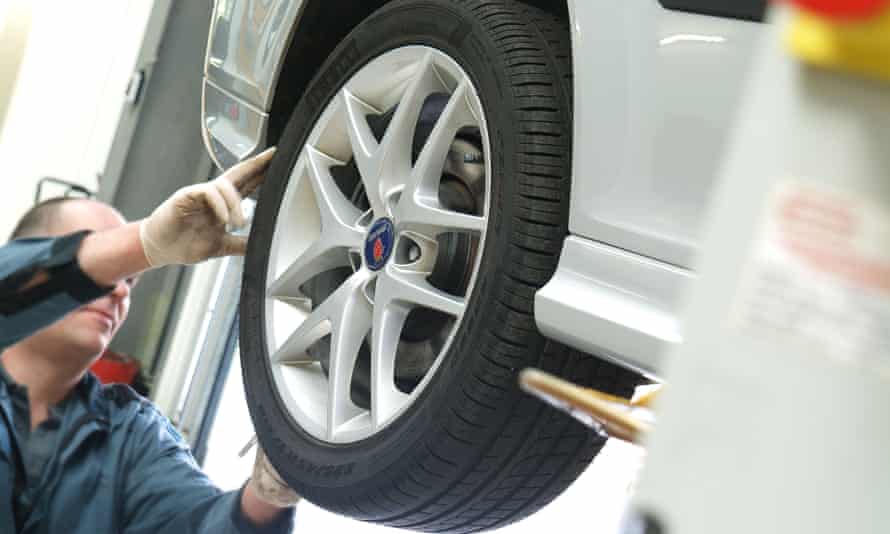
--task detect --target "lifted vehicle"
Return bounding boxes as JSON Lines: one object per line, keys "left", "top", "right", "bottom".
{"left": 202, "top": 1, "right": 766, "bottom": 531}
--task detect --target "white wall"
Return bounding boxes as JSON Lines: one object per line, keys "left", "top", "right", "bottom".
{"left": 0, "top": 0, "right": 154, "bottom": 239}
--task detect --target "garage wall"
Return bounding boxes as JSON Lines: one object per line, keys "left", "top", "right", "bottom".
{"left": 0, "top": 1, "right": 31, "bottom": 141}
{"left": 105, "top": 0, "right": 215, "bottom": 377}
{"left": 0, "top": 1, "right": 153, "bottom": 239}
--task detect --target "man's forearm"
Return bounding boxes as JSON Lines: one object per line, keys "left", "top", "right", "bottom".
{"left": 241, "top": 479, "right": 294, "bottom": 527}
{"left": 77, "top": 222, "right": 150, "bottom": 286}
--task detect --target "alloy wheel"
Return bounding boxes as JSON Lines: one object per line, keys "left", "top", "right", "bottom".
{"left": 264, "top": 46, "right": 491, "bottom": 443}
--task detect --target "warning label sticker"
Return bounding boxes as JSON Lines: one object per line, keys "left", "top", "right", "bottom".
{"left": 729, "top": 182, "right": 890, "bottom": 376}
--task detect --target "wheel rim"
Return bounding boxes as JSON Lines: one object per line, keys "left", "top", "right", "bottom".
{"left": 264, "top": 46, "right": 491, "bottom": 443}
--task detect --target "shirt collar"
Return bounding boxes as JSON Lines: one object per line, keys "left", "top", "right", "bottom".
{"left": 0, "top": 360, "right": 25, "bottom": 397}
{"left": 0, "top": 359, "right": 103, "bottom": 413}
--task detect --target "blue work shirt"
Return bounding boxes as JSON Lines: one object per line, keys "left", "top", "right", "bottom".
{"left": 0, "top": 234, "right": 294, "bottom": 533}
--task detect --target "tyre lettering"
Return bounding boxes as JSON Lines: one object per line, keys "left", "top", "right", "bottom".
{"left": 271, "top": 434, "right": 356, "bottom": 479}
{"left": 307, "top": 40, "right": 360, "bottom": 113}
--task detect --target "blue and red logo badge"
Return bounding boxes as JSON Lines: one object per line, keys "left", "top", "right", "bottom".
{"left": 373, "top": 238, "right": 384, "bottom": 263}
{"left": 364, "top": 218, "right": 395, "bottom": 271}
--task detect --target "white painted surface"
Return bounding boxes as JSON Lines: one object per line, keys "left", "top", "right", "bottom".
{"left": 536, "top": 236, "right": 693, "bottom": 377}
{"left": 151, "top": 258, "right": 227, "bottom": 420}
{"left": 567, "top": 0, "right": 763, "bottom": 268}
{"left": 0, "top": 1, "right": 153, "bottom": 238}
{"left": 633, "top": 8, "right": 890, "bottom": 533}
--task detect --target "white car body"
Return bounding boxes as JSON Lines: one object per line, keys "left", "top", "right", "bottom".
{"left": 202, "top": 0, "right": 767, "bottom": 378}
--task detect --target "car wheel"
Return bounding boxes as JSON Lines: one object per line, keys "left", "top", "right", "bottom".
{"left": 240, "top": 1, "right": 643, "bottom": 531}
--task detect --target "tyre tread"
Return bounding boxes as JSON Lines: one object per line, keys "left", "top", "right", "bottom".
{"left": 368, "top": 5, "right": 643, "bottom": 531}
{"left": 248, "top": 1, "right": 645, "bottom": 532}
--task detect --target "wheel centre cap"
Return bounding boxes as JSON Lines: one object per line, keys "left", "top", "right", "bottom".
{"left": 364, "top": 218, "right": 396, "bottom": 271}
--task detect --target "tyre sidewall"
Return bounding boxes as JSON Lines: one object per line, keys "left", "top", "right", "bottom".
{"left": 241, "top": 0, "right": 557, "bottom": 503}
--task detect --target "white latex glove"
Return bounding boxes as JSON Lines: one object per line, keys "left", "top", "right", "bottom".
{"left": 251, "top": 446, "right": 301, "bottom": 508}
{"left": 139, "top": 148, "right": 276, "bottom": 267}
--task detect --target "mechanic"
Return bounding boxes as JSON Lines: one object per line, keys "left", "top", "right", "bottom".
{"left": 0, "top": 148, "right": 301, "bottom": 533}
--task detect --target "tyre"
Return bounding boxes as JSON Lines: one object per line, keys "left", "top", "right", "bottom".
{"left": 240, "top": 1, "right": 642, "bottom": 531}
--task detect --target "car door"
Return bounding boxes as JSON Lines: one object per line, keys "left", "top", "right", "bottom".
{"left": 568, "top": 0, "right": 767, "bottom": 269}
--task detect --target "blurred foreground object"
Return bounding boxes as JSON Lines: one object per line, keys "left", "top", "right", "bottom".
{"left": 787, "top": 0, "right": 890, "bottom": 81}
{"left": 621, "top": 2, "right": 890, "bottom": 533}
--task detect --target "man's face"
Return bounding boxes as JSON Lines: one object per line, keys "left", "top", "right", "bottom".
{"left": 28, "top": 200, "right": 135, "bottom": 358}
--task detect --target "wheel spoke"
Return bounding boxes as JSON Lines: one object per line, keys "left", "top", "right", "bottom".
{"left": 370, "top": 302, "right": 411, "bottom": 427}
{"left": 342, "top": 89, "right": 384, "bottom": 214}
{"left": 396, "top": 80, "right": 485, "bottom": 236}
{"left": 326, "top": 275, "right": 373, "bottom": 439}
{"left": 306, "top": 146, "right": 366, "bottom": 243}
{"left": 269, "top": 148, "right": 365, "bottom": 299}
{"left": 267, "top": 240, "right": 348, "bottom": 299}
{"left": 274, "top": 271, "right": 370, "bottom": 364}
{"left": 411, "top": 80, "right": 476, "bottom": 196}
{"left": 375, "top": 53, "right": 447, "bottom": 191}
{"left": 273, "top": 307, "right": 331, "bottom": 365}
{"left": 343, "top": 53, "right": 450, "bottom": 218}
{"left": 400, "top": 204, "right": 486, "bottom": 235}
{"left": 379, "top": 266, "right": 466, "bottom": 318}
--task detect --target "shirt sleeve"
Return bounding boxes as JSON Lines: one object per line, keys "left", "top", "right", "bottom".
{"left": 120, "top": 404, "right": 295, "bottom": 534}
{"left": 0, "top": 232, "right": 111, "bottom": 348}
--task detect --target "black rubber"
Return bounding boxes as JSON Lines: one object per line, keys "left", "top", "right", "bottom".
{"left": 240, "top": 1, "right": 643, "bottom": 532}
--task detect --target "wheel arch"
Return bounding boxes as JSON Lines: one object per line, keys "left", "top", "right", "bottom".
{"left": 265, "top": 0, "right": 570, "bottom": 147}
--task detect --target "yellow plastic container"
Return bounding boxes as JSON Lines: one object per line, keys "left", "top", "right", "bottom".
{"left": 788, "top": 6, "right": 890, "bottom": 82}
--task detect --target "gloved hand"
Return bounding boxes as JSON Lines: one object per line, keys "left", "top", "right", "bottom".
{"left": 139, "top": 148, "right": 276, "bottom": 267}
{"left": 251, "top": 446, "right": 300, "bottom": 508}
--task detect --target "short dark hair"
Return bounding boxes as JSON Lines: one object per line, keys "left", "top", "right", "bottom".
{"left": 9, "top": 197, "right": 79, "bottom": 241}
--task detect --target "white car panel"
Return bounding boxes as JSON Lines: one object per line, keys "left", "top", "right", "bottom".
{"left": 206, "top": 0, "right": 306, "bottom": 110}
{"left": 568, "top": 1, "right": 762, "bottom": 268}
{"left": 202, "top": 79, "right": 267, "bottom": 169}
{"left": 536, "top": 236, "right": 693, "bottom": 376}
{"left": 203, "top": 0, "right": 307, "bottom": 167}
